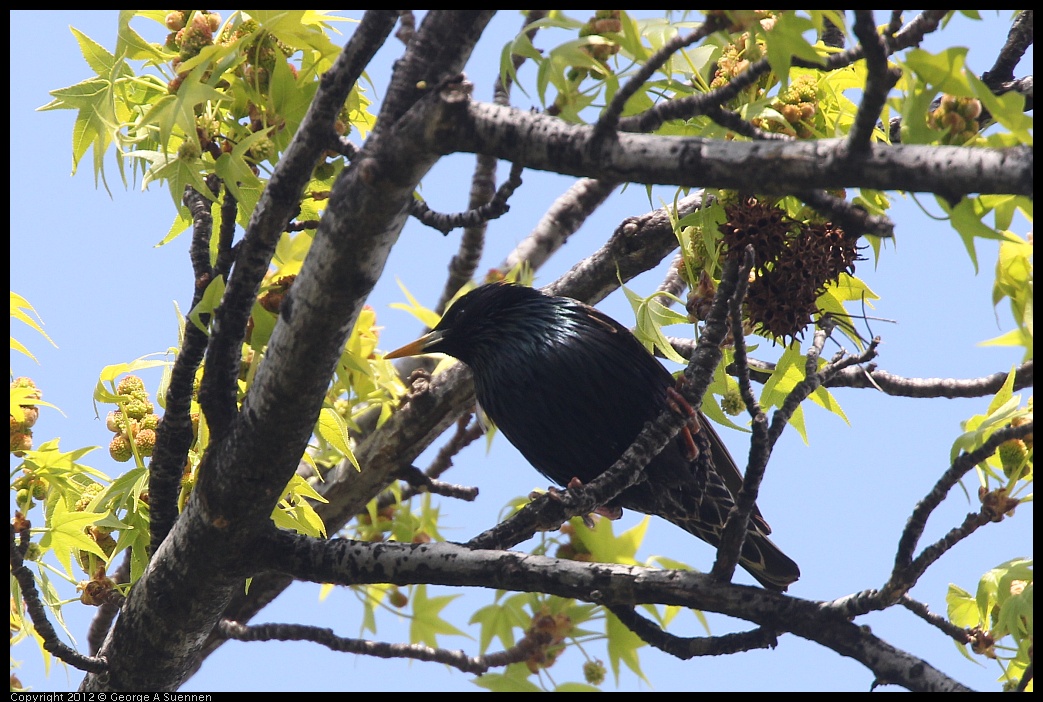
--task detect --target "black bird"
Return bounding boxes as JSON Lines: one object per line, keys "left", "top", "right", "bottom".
{"left": 385, "top": 282, "right": 800, "bottom": 590}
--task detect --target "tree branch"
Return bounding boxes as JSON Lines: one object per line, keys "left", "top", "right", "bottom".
{"left": 260, "top": 531, "right": 973, "bottom": 692}
{"left": 11, "top": 525, "right": 108, "bottom": 674}
{"left": 409, "top": 161, "right": 524, "bottom": 235}
{"left": 711, "top": 247, "right": 766, "bottom": 584}
{"left": 216, "top": 619, "right": 543, "bottom": 676}
{"left": 433, "top": 100, "right": 1032, "bottom": 197}
{"left": 606, "top": 604, "right": 778, "bottom": 658}
{"left": 827, "top": 420, "right": 1033, "bottom": 618}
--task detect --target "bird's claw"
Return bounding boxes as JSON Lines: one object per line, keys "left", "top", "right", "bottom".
{"left": 537, "top": 481, "right": 625, "bottom": 524}
{"left": 564, "top": 477, "right": 623, "bottom": 522}
{"left": 666, "top": 385, "right": 701, "bottom": 461}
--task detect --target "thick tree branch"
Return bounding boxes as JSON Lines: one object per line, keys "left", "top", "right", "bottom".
{"left": 81, "top": 12, "right": 492, "bottom": 692}
{"left": 432, "top": 100, "right": 1032, "bottom": 198}
{"left": 258, "top": 531, "right": 973, "bottom": 692}
{"left": 981, "top": 10, "right": 1034, "bottom": 90}
{"left": 149, "top": 182, "right": 221, "bottom": 552}
{"left": 544, "top": 191, "right": 702, "bottom": 304}
{"left": 196, "top": 10, "right": 402, "bottom": 445}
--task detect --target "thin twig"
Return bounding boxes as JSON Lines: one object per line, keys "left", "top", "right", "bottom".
{"left": 216, "top": 619, "right": 546, "bottom": 675}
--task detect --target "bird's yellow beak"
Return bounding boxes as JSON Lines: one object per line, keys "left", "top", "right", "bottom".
{"left": 383, "top": 329, "right": 444, "bottom": 359}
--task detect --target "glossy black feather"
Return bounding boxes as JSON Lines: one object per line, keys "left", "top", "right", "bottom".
{"left": 399, "top": 282, "right": 800, "bottom": 590}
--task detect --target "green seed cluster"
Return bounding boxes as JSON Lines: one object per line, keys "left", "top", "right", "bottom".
{"left": 107, "top": 375, "right": 161, "bottom": 462}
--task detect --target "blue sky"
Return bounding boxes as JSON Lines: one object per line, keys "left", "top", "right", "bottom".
{"left": 10, "top": 11, "right": 1032, "bottom": 692}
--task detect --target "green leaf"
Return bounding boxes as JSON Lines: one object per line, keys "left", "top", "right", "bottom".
{"left": 127, "top": 147, "right": 216, "bottom": 209}
{"left": 946, "top": 583, "right": 982, "bottom": 648}
{"left": 246, "top": 10, "right": 343, "bottom": 58}
{"left": 37, "top": 499, "right": 111, "bottom": 577}
{"left": 93, "top": 357, "right": 169, "bottom": 405}
{"left": 809, "top": 384, "right": 849, "bottom": 425}
{"left": 70, "top": 26, "right": 121, "bottom": 77}
{"left": 472, "top": 664, "right": 544, "bottom": 692}
{"left": 469, "top": 593, "right": 530, "bottom": 654}
{"left": 763, "top": 12, "right": 826, "bottom": 87}
{"left": 269, "top": 53, "right": 318, "bottom": 135}
{"left": 555, "top": 682, "right": 603, "bottom": 692}
{"left": 815, "top": 273, "right": 879, "bottom": 349}
{"left": 759, "top": 343, "right": 810, "bottom": 443}
{"left": 944, "top": 196, "right": 1020, "bottom": 273}
{"left": 116, "top": 10, "right": 169, "bottom": 61}
{"left": 272, "top": 474, "right": 328, "bottom": 538}
{"left": 390, "top": 279, "right": 443, "bottom": 329}
{"left": 17, "top": 441, "right": 108, "bottom": 501}
{"left": 573, "top": 515, "right": 648, "bottom": 566}
{"left": 93, "top": 466, "right": 147, "bottom": 515}
{"left": 621, "top": 283, "right": 690, "bottom": 364}
{"left": 39, "top": 76, "right": 119, "bottom": 179}
{"left": 903, "top": 47, "right": 973, "bottom": 95}
{"left": 139, "top": 64, "right": 227, "bottom": 156}
{"left": 11, "top": 292, "right": 58, "bottom": 362}
{"left": 409, "top": 584, "right": 468, "bottom": 648}
{"left": 9, "top": 388, "right": 61, "bottom": 425}
{"left": 187, "top": 276, "right": 227, "bottom": 334}
{"left": 316, "top": 407, "right": 359, "bottom": 470}
{"left": 967, "top": 72, "right": 1033, "bottom": 144}
{"left": 979, "top": 328, "right": 1032, "bottom": 354}
{"left": 115, "top": 506, "right": 153, "bottom": 584}
{"left": 949, "top": 385, "right": 1023, "bottom": 464}
{"left": 157, "top": 206, "right": 194, "bottom": 247}
{"left": 985, "top": 367, "right": 1019, "bottom": 417}
{"left": 605, "top": 608, "right": 649, "bottom": 685}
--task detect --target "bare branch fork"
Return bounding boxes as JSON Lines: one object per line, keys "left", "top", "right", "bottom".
{"left": 827, "top": 419, "right": 1034, "bottom": 619}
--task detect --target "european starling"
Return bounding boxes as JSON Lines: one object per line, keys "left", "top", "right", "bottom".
{"left": 386, "top": 282, "right": 800, "bottom": 590}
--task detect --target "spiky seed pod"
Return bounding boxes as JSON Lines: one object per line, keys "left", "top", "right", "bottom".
{"left": 134, "top": 429, "right": 157, "bottom": 457}
{"left": 721, "top": 199, "right": 860, "bottom": 343}
{"left": 124, "top": 399, "right": 150, "bottom": 420}
{"left": 23, "top": 406, "right": 40, "bottom": 428}
{"left": 106, "top": 410, "right": 127, "bottom": 434}
{"left": 721, "top": 389, "right": 745, "bottom": 416}
{"left": 719, "top": 197, "right": 794, "bottom": 265}
{"left": 583, "top": 659, "right": 607, "bottom": 686}
{"left": 116, "top": 376, "right": 145, "bottom": 396}
{"left": 109, "top": 434, "right": 133, "bottom": 463}
{"left": 75, "top": 482, "right": 104, "bottom": 512}
{"left": 998, "top": 439, "right": 1029, "bottom": 479}
{"left": 11, "top": 430, "right": 33, "bottom": 456}
{"left": 140, "top": 413, "right": 160, "bottom": 432}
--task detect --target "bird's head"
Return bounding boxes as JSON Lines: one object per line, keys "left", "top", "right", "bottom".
{"left": 384, "top": 283, "right": 573, "bottom": 366}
